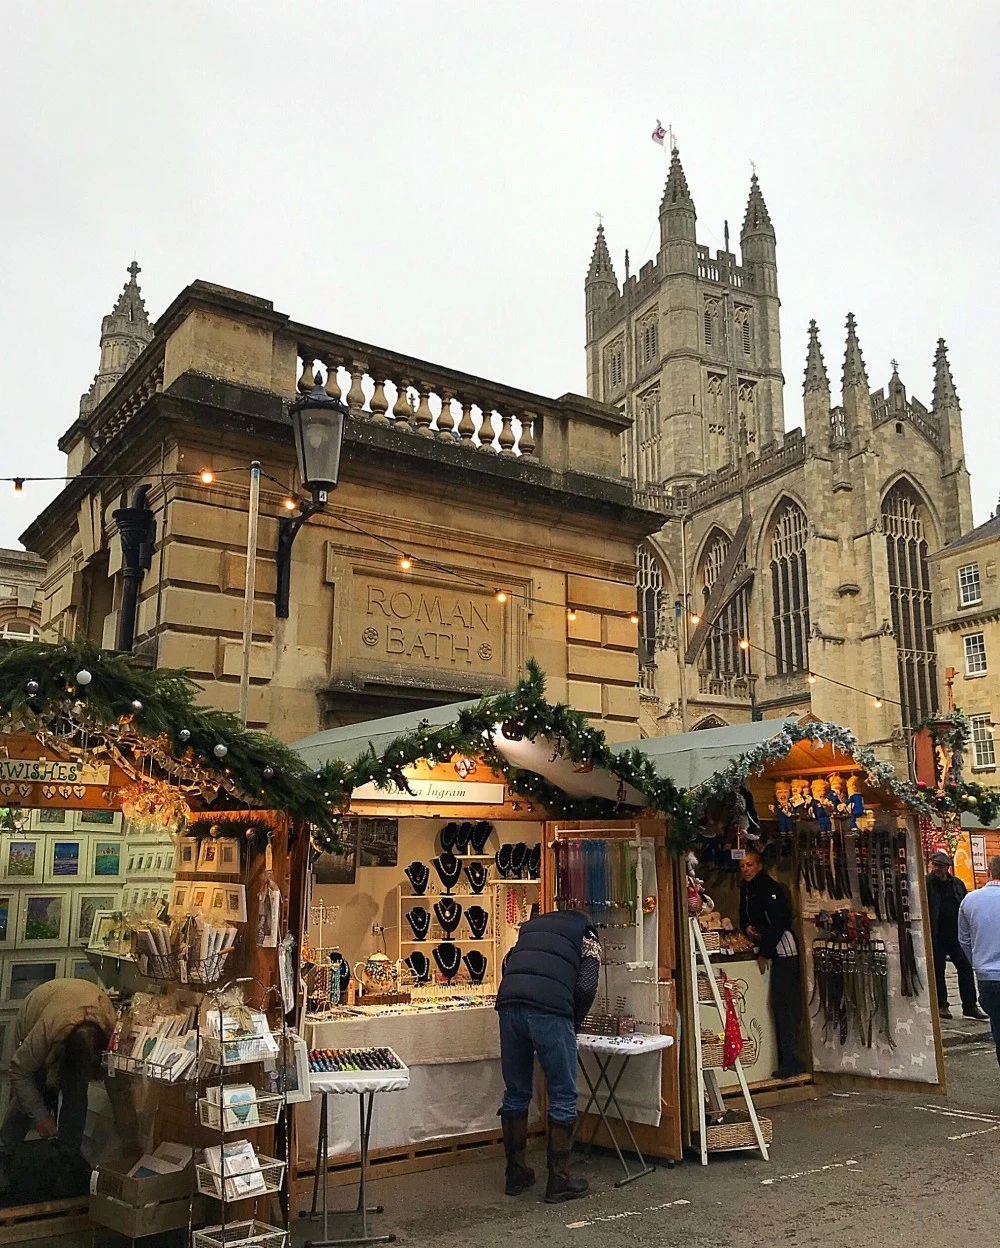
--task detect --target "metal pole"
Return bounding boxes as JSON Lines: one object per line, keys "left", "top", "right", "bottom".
{"left": 239, "top": 460, "right": 261, "bottom": 725}
{"left": 678, "top": 513, "right": 689, "bottom": 731}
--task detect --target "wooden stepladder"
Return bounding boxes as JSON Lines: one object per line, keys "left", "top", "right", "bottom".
{"left": 689, "top": 917, "right": 770, "bottom": 1166}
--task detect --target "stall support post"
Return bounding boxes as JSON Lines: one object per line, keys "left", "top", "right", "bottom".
{"left": 239, "top": 459, "right": 261, "bottom": 726}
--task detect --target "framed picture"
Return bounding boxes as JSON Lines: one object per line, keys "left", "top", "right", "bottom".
{"left": 2, "top": 838, "right": 43, "bottom": 884}
{"left": 4, "top": 956, "right": 64, "bottom": 1001}
{"left": 75, "top": 809, "right": 119, "bottom": 831}
{"left": 207, "top": 885, "right": 227, "bottom": 917}
{"left": 45, "top": 838, "right": 83, "bottom": 883}
{"left": 178, "top": 838, "right": 199, "bottom": 872}
{"left": 17, "top": 890, "right": 71, "bottom": 947}
{"left": 35, "top": 808, "right": 68, "bottom": 828}
{"left": 71, "top": 958, "right": 100, "bottom": 985}
{"left": 206, "top": 839, "right": 241, "bottom": 876}
{"left": 197, "top": 839, "right": 222, "bottom": 873}
{"left": 314, "top": 819, "right": 360, "bottom": 885}
{"left": 223, "top": 884, "right": 248, "bottom": 923}
{"left": 73, "top": 891, "right": 120, "bottom": 946}
{"left": 0, "top": 1015, "right": 15, "bottom": 1068}
{"left": 90, "top": 840, "right": 123, "bottom": 881}
{"left": 168, "top": 881, "right": 191, "bottom": 917}
{"left": 0, "top": 894, "right": 13, "bottom": 945}
{"left": 87, "top": 911, "right": 127, "bottom": 956}
{"left": 358, "top": 818, "right": 399, "bottom": 868}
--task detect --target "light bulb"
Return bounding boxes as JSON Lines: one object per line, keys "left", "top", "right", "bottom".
{"left": 495, "top": 590, "right": 508, "bottom": 604}
{"left": 13, "top": 478, "right": 23, "bottom": 494}
{"left": 400, "top": 555, "right": 413, "bottom": 571}
{"left": 739, "top": 638, "right": 750, "bottom": 651}
{"left": 806, "top": 673, "right": 817, "bottom": 685}
{"left": 872, "top": 698, "right": 883, "bottom": 709}
{"left": 690, "top": 613, "right": 701, "bottom": 625}
{"left": 200, "top": 469, "right": 214, "bottom": 485}
{"left": 629, "top": 612, "right": 640, "bottom": 625}
{"left": 283, "top": 497, "right": 296, "bottom": 511}
{"left": 567, "top": 609, "right": 577, "bottom": 622}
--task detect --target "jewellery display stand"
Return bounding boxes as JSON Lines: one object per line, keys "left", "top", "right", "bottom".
{"left": 302, "top": 1050, "right": 410, "bottom": 1247}
{"left": 689, "top": 917, "right": 770, "bottom": 1166}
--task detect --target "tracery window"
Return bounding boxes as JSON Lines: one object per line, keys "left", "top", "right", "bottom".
{"left": 637, "top": 313, "right": 659, "bottom": 368}
{"left": 882, "top": 482, "right": 938, "bottom": 727}
{"left": 734, "top": 306, "right": 752, "bottom": 355}
{"left": 699, "top": 531, "right": 749, "bottom": 677}
{"left": 636, "top": 544, "right": 666, "bottom": 671}
{"left": 769, "top": 502, "right": 809, "bottom": 674}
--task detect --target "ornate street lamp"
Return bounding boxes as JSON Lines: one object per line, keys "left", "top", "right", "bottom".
{"left": 275, "top": 373, "right": 348, "bottom": 618}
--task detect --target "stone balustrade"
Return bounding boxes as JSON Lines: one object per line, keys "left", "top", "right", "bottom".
{"left": 697, "top": 671, "right": 756, "bottom": 700}
{"left": 89, "top": 349, "right": 165, "bottom": 445}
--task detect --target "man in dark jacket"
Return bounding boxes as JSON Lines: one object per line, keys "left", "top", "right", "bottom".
{"left": 927, "top": 850, "right": 987, "bottom": 1020}
{"left": 739, "top": 850, "right": 806, "bottom": 1079}
{"left": 495, "top": 909, "right": 600, "bottom": 1203}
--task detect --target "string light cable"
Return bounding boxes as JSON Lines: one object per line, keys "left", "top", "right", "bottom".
{"left": 737, "top": 635, "right": 900, "bottom": 710}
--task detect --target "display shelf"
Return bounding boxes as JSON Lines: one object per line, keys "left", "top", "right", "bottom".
{"left": 107, "top": 1052, "right": 196, "bottom": 1083}
{"left": 454, "top": 854, "right": 495, "bottom": 861}
{"left": 197, "top": 1092, "right": 284, "bottom": 1132}
{"left": 399, "top": 892, "right": 485, "bottom": 900}
{"left": 486, "top": 878, "right": 540, "bottom": 886}
{"left": 196, "top": 1152, "right": 286, "bottom": 1201}
{"left": 399, "top": 938, "right": 493, "bottom": 945}
{"left": 200, "top": 1032, "right": 280, "bottom": 1068}
{"left": 193, "top": 1220, "right": 287, "bottom": 1248}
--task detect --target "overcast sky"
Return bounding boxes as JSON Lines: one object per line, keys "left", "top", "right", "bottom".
{"left": 2, "top": 1, "right": 998, "bottom": 548}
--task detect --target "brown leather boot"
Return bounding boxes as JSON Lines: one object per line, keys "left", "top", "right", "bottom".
{"left": 500, "top": 1110, "right": 535, "bottom": 1195}
{"left": 545, "top": 1117, "right": 588, "bottom": 1203}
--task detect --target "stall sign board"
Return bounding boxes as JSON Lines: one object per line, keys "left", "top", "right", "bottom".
{"left": 971, "top": 834, "right": 988, "bottom": 875}
{"left": 0, "top": 759, "right": 111, "bottom": 785}
{"left": 351, "top": 778, "right": 505, "bottom": 804}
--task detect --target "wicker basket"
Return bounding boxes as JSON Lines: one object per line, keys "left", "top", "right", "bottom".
{"left": 697, "top": 972, "right": 724, "bottom": 1003}
{"left": 704, "top": 1110, "right": 773, "bottom": 1152}
{"left": 700, "top": 1036, "right": 759, "bottom": 1069}
{"left": 698, "top": 929, "right": 722, "bottom": 952}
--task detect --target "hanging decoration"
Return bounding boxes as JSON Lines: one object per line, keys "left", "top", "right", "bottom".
{"left": 118, "top": 778, "right": 192, "bottom": 836}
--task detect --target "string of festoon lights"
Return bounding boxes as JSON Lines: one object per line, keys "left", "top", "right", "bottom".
{"left": 735, "top": 635, "right": 902, "bottom": 711}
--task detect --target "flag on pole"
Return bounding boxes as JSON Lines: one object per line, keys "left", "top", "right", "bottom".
{"left": 651, "top": 119, "right": 667, "bottom": 146}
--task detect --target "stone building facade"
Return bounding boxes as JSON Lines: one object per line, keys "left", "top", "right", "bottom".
{"left": 0, "top": 548, "right": 45, "bottom": 642}
{"left": 587, "top": 147, "right": 975, "bottom": 771}
{"left": 928, "top": 509, "right": 1000, "bottom": 786}
{"left": 22, "top": 273, "right": 661, "bottom": 745}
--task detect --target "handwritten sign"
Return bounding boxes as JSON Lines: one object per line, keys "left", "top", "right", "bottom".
{"left": 0, "top": 759, "right": 111, "bottom": 786}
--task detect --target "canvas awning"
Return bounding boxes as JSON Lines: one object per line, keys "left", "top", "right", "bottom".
{"left": 615, "top": 718, "right": 799, "bottom": 789}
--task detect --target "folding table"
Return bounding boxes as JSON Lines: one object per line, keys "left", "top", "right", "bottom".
{"left": 575, "top": 1033, "right": 675, "bottom": 1186}
{"left": 302, "top": 1053, "right": 410, "bottom": 1248}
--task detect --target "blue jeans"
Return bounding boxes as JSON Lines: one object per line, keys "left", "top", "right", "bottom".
{"left": 499, "top": 1005, "right": 578, "bottom": 1123}
{"left": 977, "top": 979, "right": 1000, "bottom": 1067}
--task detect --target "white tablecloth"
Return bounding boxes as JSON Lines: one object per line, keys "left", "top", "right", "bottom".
{"left": 310, "top": 1064, "right": 410, "bottom": 1097}
{"left": 576, "top": 1033, "right": 673, "bottom": 1128}
{"left": 577, "top": 1034, "right": 674, "bottom": 1056}
{"left": 305, "top": 1005, "right": 500, "bottom": 1066}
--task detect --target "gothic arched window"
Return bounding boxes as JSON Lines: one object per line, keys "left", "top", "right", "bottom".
{"left": 699, "top": 532, "right": 750, "bottom": 677}
{"left": 882, "top": 482, "right": 938, "bottom": 727}
{"left": 636, "top": 544, "right": 665, "bottom": 670}
{"left": 769, "top": 502, "right": 810, "bottom": 674}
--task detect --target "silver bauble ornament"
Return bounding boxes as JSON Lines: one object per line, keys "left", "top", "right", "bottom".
{"left": 213, "top": 743, "right": 228, "bottom": 759}
{"left": 179, "top": 729, "right": 191, "bottom": 743}
{"left": 76, "top": 669, "right": 93, "bottom": 687}
{"left": 25, "top": 680, "right": 39, "bottom": 696}
{"left": 131, "top": 699, "right": 143, "bottom": 713}
{"left": 262, "top": 766, "right": 275, "bottom": 781}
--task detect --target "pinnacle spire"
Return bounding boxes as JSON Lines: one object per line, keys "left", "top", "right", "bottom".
{"left": 79, "top": 262, "right": 154, "bottom": 417}
{"left": 803, "top": 320, "right": 829, "bottom": 394}
{"left": 932, "top": 337, "right": 960, "bottom": 410}
{"left": 842, "top": 312, "right": 868, "bottom": 391}
{"left": 660, "top": 146, "right": 694, "bottom": 211}
{"left": 586, "top": 223, "right": 617, "bottom": 286}
{"left": 741, "top": 172, "right": 773, "bottom": 237}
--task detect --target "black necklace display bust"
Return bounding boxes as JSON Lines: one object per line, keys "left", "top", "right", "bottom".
{"left": 465, "top": 905, "right": 489, "bottom": 940}
{"left": 463, "top": 950, "right": 488, "bottom": 984}
{"left": 432, "top": 853, "right": 462, "bottom": 893}
{"left": 464, "top": 862, "right": 488, "bottom": 893}
{"left": 432, "top": 942, "right": 462, "bottom": 982}
{"left": 405, "top": 907, "right": 431, "bottom": 940}
{"left": 404, "top": 862, "right": 431, "bottom": 895}
{"left": 433, "top": 898, "right": 464, "bottom": 936}
{"left": 405, "top": 951, "right": 431, "bottom": 983}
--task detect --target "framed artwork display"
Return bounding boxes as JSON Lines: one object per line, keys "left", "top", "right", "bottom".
{"left": 5, "top": 956, "right": 64, "bottom": 1001}
{"left": 45, "top": 838, "right": 84, "bottom": 883}
{"left": 87, "top": 911, "right": 128, "bottom": 956}
{"left": 195, "top": 838, "right": 241, "bottom": 875}
{"left": 196, "top": 839, "right": 223, "bottom": 873}
{"left": 75, "top": 809, "right": 119, "bottom": 831}
{"left": 2, "top": 838, "right": 43, "bottom": 884}
{"left": 0, "top": 893, "right": 13, "bottom": 945}
{"left": 73, "top": 891, "right": 120, "bottom": 946}
{"left": 17, "top": 890, "right": 71, "bottom": 947}
{"left": 35, "top": 808, "right": 68, "bottom": 828}
{"left": 188, "top": 882, "right": 211, "bottom": 913}
{"left": 178, "top": 838, "right": 199, "bottom": 872}
{"left": 223, "top": 884, "right": 248, "bottom": 923}
{"left": 71, "top": 958, "right": 100, "bottom": 984}
{"left": 90, "top": 840, "right": 123, "bottom": 881}
{"left": 0, "top": 1015, "right": 14, "bottom": 1068}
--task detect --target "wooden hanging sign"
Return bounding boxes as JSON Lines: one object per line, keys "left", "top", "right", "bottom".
{"left": 0, "top": 758, "right": 111, "bottom": 786}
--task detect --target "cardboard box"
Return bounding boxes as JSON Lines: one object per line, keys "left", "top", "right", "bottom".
{"left": 90, "top": 1155, "right": 202, "bottom": 1237}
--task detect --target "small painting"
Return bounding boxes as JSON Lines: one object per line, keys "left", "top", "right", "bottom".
{"left": 78, "top": 894, "right": 117, "bottom": 943}
{"left": 314, "top": 820, "right": 360, "bottom": 885}
{"left": 38, "top": 808, "right": 67, "bottom": 825}
{"left": 78, "top": 809, "right": 116, "bottom": 828}
{"left": 92, "top": 842, "right": 122, "bottom": 878}
{"left": 51, "top": 841, "right": 81, "bottom": 878}
{"left": 24, "top": 895, "right": 64, "bottom": 941}
{"left": 9, "top": 961, "right": 58, "bottom": 1000}
{"left": 358, "top": 818, "right": 399, "bottom": 868}
{"left": 7, "top": 842, "right": 38, "bottom": 879}
{"left": 224, "top": 885, "right": 247, "bottom": 923}
{"left": 0, "top": 897, "right": 9, "bottom": 943}
{"left": 178, "top": 838, "right": 199, "bottom": 870}
{"left": 190, "top": 885, "right": 210, "bottom": 912}
{"left": 197, "top": 840, "right": 220, "bottom": 873}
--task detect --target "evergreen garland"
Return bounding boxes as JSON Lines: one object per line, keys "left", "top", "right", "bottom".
{"left": 0, "top": 640, "right": 335, "bottom": 831}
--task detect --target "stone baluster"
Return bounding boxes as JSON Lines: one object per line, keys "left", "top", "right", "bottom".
{"left": 437, "top": 390, "right": 456, "bottom": 442}
{"left": 392, "top": 379, "right": 413, "bottom": 428}
{"left": 346, "top": 363, "right": 366, "bottom": 413}
{"left": 324, "top": 362, "right": 342, "bottom": 402}
{"left": 520, "top": 410, "right": 537, "bottom": 457}
{"left": 456, "top": 398, "right": 476, "bottom": 443}
{"left": 297, "top": 357, "right": 319, "bottom": 393}
{"left": 478, "top": 404, "right": 497, "bottom": 451}
{"left": 413, "top": 386, "right": 434, "bottom": 437}
{"left": 370, "top": 378, "right": 390, "bottom": 425}
{"left": 497, "top": 410, "right": 516, "bottom": 457}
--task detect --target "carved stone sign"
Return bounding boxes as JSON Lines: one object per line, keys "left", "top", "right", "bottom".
{"left": 358, "top": 576, "right": 503, "bottom": 674}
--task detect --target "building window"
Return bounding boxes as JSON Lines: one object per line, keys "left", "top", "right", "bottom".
{"left": 703, "top": 299, "right": 720, "bottom": 349}
{"left": 605, "top": 337, "right": 625, "bottom": 392}
{"left": 0, "top": 619, "right": 39, "bottom": 640}
{"left": 637, "top": 315, "right": 658, "bottom": 368}
{"left": 635, "top": 386, "right": 661, "bottom": 489}
{"left": 698, "top": 531, "right": 749, "bottom": 678}
{"left": 964, "top": 632, "right": 988, "bottom": 676}
{"left": 735, "top": 307, "right": 752, "bottom": 355}
{"left": 959, "top": 563, "right": 982, "bottom": 607}
{"left": 637, "top": 544, "right": 665, "bottom": 672}
{"left": 883, "top": 482, "right": 938, "bottom": 726}
{"left": 769, "top": 502, "right": 810, "bottom": 673}
{"left": 971, "top": 714, "right": 996, "bottom": 769}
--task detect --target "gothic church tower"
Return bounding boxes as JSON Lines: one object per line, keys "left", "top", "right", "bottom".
{"left": 79, "top": 261, "right": 153, "bottom": 418}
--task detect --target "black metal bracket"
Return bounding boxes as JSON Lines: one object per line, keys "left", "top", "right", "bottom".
{"left": 276, "top": 499, "right": 325, "bottom": 618}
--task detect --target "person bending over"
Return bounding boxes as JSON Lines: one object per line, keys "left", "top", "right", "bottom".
{"left": 495, "top": 908, "right": 600, "bottom": 1203}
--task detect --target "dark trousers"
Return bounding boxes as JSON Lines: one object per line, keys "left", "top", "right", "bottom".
{"left": 499, "top": 1004, "right": 578, "bottom": 1122}
{"left": 932, "top": 930, "right": 978, "bottom": 1012}
{"left": 977, "top": 980, "right": 1000, "bottom": 1067}
{"left": 0, "top": 1069, "right": 89, "bottom": 1159}
{"left": 770, "top": 955, "right": 805, "bottom": 1075}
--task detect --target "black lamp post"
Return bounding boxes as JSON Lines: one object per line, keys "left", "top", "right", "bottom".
{"left": 275, "top": 377, "right": 348, "bottom": 618}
